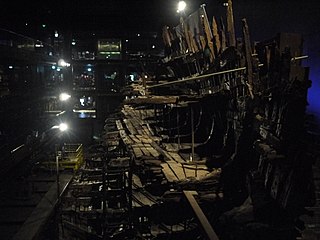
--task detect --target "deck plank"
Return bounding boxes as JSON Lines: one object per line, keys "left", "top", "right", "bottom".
{"left": 161, "top": 163, "right": 178, "bottom": 182}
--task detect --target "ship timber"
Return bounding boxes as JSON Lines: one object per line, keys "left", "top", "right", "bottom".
{"left": 58, "top": 2, "right": 319, "bottom": 240}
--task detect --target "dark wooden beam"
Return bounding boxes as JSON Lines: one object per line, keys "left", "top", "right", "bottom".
{"left": 183, "top": 190, "right": 219, "bottom": 240}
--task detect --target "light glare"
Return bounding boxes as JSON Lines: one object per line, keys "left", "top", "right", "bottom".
{"left": 58, "top": 59, "right": 70, "bottom": 67}
{"left": 177, "top": 1, "right": 187, "bottom": 13}
{"left": 59, "top": 123, "right": 68, "bottom": 132}
{"left": 59, "top": 93, "right": 71, "bottom": 101}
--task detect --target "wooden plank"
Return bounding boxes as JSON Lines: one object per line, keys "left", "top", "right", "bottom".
{"left": 167, "top": 152, "right": 185, "bottom": 163}
{"left": 161, "top": 163, "right": 178, "bottom": 182}
{"left": 145, "top": 145, "right": 160, "bottom": 158}
{"left": 150, "top": 142, "right": 174, "bottom": 161}
{"left": 142, "top": 125, "right": 152, "bottom": 135}
{"left": 182, "top": 164, "right": 210, "bottom": 179}
{"left": 167, "top": 161, "right": 186, "bottom": 180}
{"left": 132, "top": 146, "right": 143, "bottom": 158}
{"left": 196, "top": 170, "right": 210, "bottom": 179}
{"left": 136, "top": 135, "right": 152, "bottom": 144}
{"left": 123, "top": 95, "right": 179, "bottom": 105}
{"left": 129, "top": 134, "right": 141, "bottom": 143}
{"left": 146, "top": 123, "right": 155, "bottom": 136}
{"left": 182, "top": 164, "right": 196, "bottom": 178}
{"left": 133, "top": 191, "right": 155, "bottom": 207}
{"left": 124, "top": 119, "right": 138, "bottom": 135}
{"left": 115, "top": 120, "right": 124, "bottom": 130}
{"left": 140, "top": 146, "right": 151, "bottom": 156}
{"left": 183, "top": 191, "right": 220, "bottom": 240}
{"left": 132, "top": 174, "right": 143, "bottom": 189}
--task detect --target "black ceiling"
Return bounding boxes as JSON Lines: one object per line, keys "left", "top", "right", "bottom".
{"left": 0, "top": 0, "right": 319, "bottom": 43}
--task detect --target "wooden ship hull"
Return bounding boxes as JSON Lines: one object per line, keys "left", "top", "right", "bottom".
{"left": 58, "top": 1, "right": 319, "bottom": 239}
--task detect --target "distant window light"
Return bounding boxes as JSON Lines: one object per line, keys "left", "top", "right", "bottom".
{"left": 42, "top": 24, "right": 46, "bottom": 28}
{"left": 87, "top": 68, "right": 92, "bottom": 72}
{"left": 80, "top": 98, "right": 85, "bottom": 106}
{"left": 152, "top": 45, "right": 156, "bottom": 49}
{"left": 25, "top": 22, "right": 28, "bottom": 26}
{"left": 71, "top": 41, "right": 76, "bottom": 46}
{"left": 49, "top": 52, "right": 53, "bottom": 56}
{"left": 54, "top": 30, "right": 59, "bottom": 38}
{"left": 137, "top": 33, "right": 140, "bottom": 37}
{"left": 57, "top": 68, "right": 61, "bottom": 72}
{"left": 223, "top": 2, "right": 229, "bottom": 6}
{"left": 8, "top": 65, "right": 13, "bottom": 69}
{"left": 126, "top": 39, "right": 129, "bottom": 42}
{"left": 130, "top": 75, "right": 134, "bottom": 81}
{"left": 51, "top": 65, "right": 56, "bottom": 70}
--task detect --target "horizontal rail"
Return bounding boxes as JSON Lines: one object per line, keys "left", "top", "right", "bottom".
{"left": 147, "top": 67, "right": 247, "bottom": 89}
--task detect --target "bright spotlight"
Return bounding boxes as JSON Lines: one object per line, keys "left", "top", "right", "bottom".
{"left": 59, "top": 123, "right": 68, "bottom": 132}
{"left": 59, "top": 93, "right": 71, "bottom": 101}
{"left": 177, "top": 1, "right": 187, "bottom": 13}
{"left": 58, "top": 59, "right": 70, "bottom": 67}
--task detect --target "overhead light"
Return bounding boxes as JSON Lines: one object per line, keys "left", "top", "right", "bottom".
{"left": 54, "top": 30, "right": 59, "bottom": 38}
{"left": 51, "top": 123, "right": 68, "bottom": 132}
{"left": 58, "top": 123, "right": 68, "bottom": 132}
{"left": 177, "top": 1, "right": 187, "bottom": 13}
{"left": 58, "top": 59, "right": 70, "bottom": 67}
{"left": 59, "top": 93, "right": 71, "bottom": 101}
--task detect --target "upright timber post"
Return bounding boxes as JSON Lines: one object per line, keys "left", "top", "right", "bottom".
{"left": 242, "top": 18, "right": 254, "bottom": 99}
{"left": 177, "top": 105, "right": 181, "bottom": 149}
{"left": 191, "top": 105, "right": 195, "bottom": 161}
{"left": 102, "top": 152, "right": 107, "bottom": 239}
{"left": 226, "top": 0, "right": 236, "bottom": 47}
{"left": 128, "top": 155, "right": 133, "bottom": 230}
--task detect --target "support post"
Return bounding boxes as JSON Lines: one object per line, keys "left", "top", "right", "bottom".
{"left": 191, "top": 106, "right": 195, "bottom": 161}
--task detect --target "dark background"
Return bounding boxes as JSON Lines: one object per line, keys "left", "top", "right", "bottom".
{"left": 0, "top": 0, "right": 319, "bottom": 114}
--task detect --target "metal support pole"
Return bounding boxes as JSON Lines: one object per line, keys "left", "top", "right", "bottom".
{"left": 177, "top": 106, "right": 180, "bottom": 149}
{"left": 128, "top": 156, "right": 133, "bottom": 230}
{"left": 191, "top": 106, "right": 195, "bottom": 161}
{"left": 56, "top": 151, "right": 61, "bottom": 200}
{"left": 147, "top": 64, "right": 264, "bottom": 89}
{"left": 102, "top": 153, "right": 107, "bottom": 239}
{"left": 55, "top": 149, "right": 61, "bottom": 239}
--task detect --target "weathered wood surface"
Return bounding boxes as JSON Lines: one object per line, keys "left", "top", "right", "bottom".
{"left": 123, "top": 95, "right": 179, "bottom": 105}
{"left": 116, "top": 104, "right": 212, "bottom": 183}
{"left": 160, "top": 161, "right": 210, "bottom": 182}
